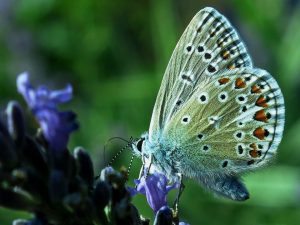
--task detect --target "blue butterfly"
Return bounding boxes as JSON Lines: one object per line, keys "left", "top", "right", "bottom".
{"left": 132, "top": 7, "right": 285, "bottom": 201}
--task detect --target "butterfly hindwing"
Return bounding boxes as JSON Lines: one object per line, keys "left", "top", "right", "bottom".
{"left": 149, "top": 7, "right": 253, "bottom": 139}
{"left": 162, "top": 67, "right": 284, "bottom": 174}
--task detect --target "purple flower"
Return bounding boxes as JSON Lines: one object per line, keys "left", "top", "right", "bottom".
{"left": 17, "top": 72, "right": 78, "bottom": 151}
{"left": 129, "top": 172, "right": 179, "bottom": 212}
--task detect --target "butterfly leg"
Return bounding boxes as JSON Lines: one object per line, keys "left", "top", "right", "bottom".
{"left": 137, "top": 164, "right": 144, "bottom": 180}
{"left": 173, "top": 174, "right": 185, "bottom": 214}
{"left": 138, "top": 154, "right": 153, "bottom": 180}
{"left": 199, "top": 174, "right": 249, "bottom": 201}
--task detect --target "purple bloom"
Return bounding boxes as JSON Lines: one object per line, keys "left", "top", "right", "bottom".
{"left": 129, "top": 172, "right": 179, "bottom": 212}
{"left": 17, "top": 72, "right": 78, "bottom": 151}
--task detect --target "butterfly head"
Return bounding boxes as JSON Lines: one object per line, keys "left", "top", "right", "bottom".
{"left": 131, "top": 133, "right": 158, "bottom": 164}
{"left": 132, "top": 137, "right": 144, "bottom": 156}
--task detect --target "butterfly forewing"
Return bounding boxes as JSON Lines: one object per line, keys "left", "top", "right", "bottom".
{"left": 149, "top": 7, "right": 253, "bottom": 140}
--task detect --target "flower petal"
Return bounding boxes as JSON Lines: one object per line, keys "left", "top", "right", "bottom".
{"left": 129, "top": 172, "right": 178, "bottom": 212}
{"left": 49, "top": 84, "right": 73, "bottom": 103}
{"left": 16, "top": 73, "right": 78, "bottom": 151}
{"left": 17, "top": 72, "right": 30, "bottom": 94}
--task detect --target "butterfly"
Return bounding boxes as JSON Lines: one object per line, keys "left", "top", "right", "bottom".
{"left": 132, "top": 7, "right": 285, "bottom": 201}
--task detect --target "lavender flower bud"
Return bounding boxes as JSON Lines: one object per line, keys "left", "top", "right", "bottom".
{"left": 12, "top": 168, "right": 48, "bottom": 200}
{"left": 129, "top": 204, "right": 144, "bottom": 225}
{"left": 13, "top": 219, "right": 28, "bottom": 225}
{"left": 100, "top": 166, "right": 115, "bottom": 182}
{"left": 93, "top": 180, "right": 110, "bottom": 210}
{"left": 22, "top": 136, "right": 48, "bottom": 177}
{"left": 6, "top": 101, "right": 25, "bottom": 147}
{"left": 0, "top": 187, "right": 34, "bottom": 210}
{"left": 74, "top": 147, "right": 94, "bottom": 188}
{"left": 0, "top": 121, "right": 18, "bottom": 169}
{"left": 153, "top": 206, "right": 173, "bottom": 225}
{"left": 49, "top": 170, "right": 68, "bottom": 202}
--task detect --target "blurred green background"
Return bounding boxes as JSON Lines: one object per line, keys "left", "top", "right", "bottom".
{"left": 1, "top": 0, "right": 300, "bottom": 224}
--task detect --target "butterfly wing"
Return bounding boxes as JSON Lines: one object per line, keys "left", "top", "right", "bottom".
{"left": 149, "top": 7, "right": 253, "bottom": 140}
{"left": 162, "top": 67, "right": 284, "bottom": 173}
{"left": 160, "top": 67, "right": 284, "bottom": 200}
{"left": 145, "top": 7, "right": 285, "bottom": 201}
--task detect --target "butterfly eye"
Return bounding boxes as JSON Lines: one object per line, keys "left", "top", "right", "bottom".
{"left": 136, "top": 138, "right": 145, "bottom": 152}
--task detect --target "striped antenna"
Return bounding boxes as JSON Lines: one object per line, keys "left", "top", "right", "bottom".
{"left": 106, "top": 137, "right": 132, "bottom": 166}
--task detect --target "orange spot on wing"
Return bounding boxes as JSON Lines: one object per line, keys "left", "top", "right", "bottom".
{"left": 249, "top": 144, "right": 262, "bottom": 158}
{"left": 255, "top": 96, "right": 268, "bottom": 107}
{"left": 249, "top": 143, "right": 258, "bottom": 150}
{"left": 235, "top": 77, "right": 246, "bottom": 89}
{"left": 253, "top": 127, "right": 266, "bottom": 140}
{"left": 251, "top": 85, "right": 261, "bottom": 94}
{"left": 254, "top": 109, "right": 269, "bottom": 122}
{"left": 249, "top": 150, "right": 261, "bottom": 158}
{"left": 221, "top": 51, "right": 230, "bottom": 60}
{"left": 218, "top": 77, "right": 230, "bottom": 85}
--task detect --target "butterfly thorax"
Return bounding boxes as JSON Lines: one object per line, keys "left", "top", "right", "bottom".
{"left": 133, "top": 132, "right": 182, "bottom": 182}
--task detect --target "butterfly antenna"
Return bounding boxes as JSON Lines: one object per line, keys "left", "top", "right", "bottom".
{"left": 95, "top": 137, "right": 133, "bottom": 181}
{"left": 105, "top": 136, "right": 133, "bottom": 166}
{"left": 127, "top": 154, "right": 135, "bottom": 178}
